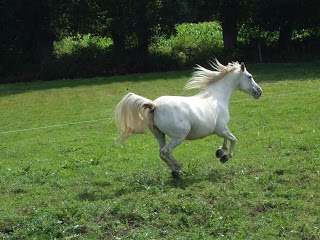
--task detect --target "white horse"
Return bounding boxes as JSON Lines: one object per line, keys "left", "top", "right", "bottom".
{"left": 114, "top": 59, "right": 262, "bottom": 178}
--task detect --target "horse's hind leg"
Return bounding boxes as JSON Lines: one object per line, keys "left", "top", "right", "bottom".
{"left": 149, "top": 126, "right": 177, "bottom": 173}
{"left": 160, "top": 137, "right": 185, "bottom": 178}
{"left": 149, "top": 124, "right": 186, "bottom": 178}
{"left": 149, "top": 125, "right": 166, "bottom": 149}
{"left": 216, "top": 138, "right": 228, "bottom": 158}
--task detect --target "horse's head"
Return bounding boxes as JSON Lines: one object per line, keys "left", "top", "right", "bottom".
{"left": 238, "top": 62, "right": 262, "bottom": 99}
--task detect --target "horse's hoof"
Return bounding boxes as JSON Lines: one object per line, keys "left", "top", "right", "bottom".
{"left": 172, "top": 171, "right": 181, "bottom": 179}
{"left": 220, "top": 155, "right": 229, "bottom": 164}
{"left": 216, "top": 149, "right": 224, "bottom": 158}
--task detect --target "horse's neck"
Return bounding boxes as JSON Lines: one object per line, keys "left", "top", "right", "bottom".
{"left": 206, "top": 75, "right": 238, "bottom": 106}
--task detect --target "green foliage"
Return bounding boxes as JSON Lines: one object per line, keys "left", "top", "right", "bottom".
{"left": 2, "top": 18, "right": 320, "bottom": 83}
{"left": 53, "top": 34, "right": 113, "bottom": 57}
{"left": 0, "top": 62, "right": 320, "bottom": 239}
{"left": 42, "top": 22, "right": 320, "bottom": 79}
{"left": 40, "top": 34, "right": 114, "bottom": 80}
{"left": 43, "top": 22, "right": 225, "bottom": 79}
{"left": 252, "top": 0, "right": 320, "bottom": 31}
{"left": 48, "top": 21, "right": 319, "bottom": 80}
{"left": 150, "top": 22, "right": 225, "bottom": 69}
{"left": 151, "top": 22, "right": 223, "bottom": 65}
{"left": 238, "top": 24, "right": 279, "bottom": 47}
{"left": 2, "top": 0, "right": 320, "bottom": 83}
{"left": 158, "top": 22, "right": 223, "bottom": 47}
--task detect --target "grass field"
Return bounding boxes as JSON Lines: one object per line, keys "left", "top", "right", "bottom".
{"left": 0, "top": 61, "right": 319, "bottom": 239}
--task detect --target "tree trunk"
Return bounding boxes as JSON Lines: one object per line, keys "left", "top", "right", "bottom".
{"left": 222, "top": 18, "right": 238, "bottom": 50}
{"left": 278, "top": 22, "right": 293, "bottom": 50}
{"left": 110, "top": 5, "right": 126, "bottom": 60}
{"left": 221, "top": 0, "right": 238, "bottom": 50}
{"left": 38, "top": 0, "right": 54, "bottom": 66}
{"left": 111, "top": 31, "right": 126, "bottom": 55}
{"left": 136, "top": 30, "right": 149, "bottom": 71}
{"left": 136, "top": 1, "right": 149, "bottom": 71}
{"left": 22, "top": 0, "right": 54, "bottom": 79}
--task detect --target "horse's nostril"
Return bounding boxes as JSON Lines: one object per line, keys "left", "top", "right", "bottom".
{"left": 256, "top": 88, "right": 262, "bottom": 95}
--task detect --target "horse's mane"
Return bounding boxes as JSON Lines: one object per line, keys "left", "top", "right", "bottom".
{"left": 185, "top": 59, "right": 241, "bottom": 90}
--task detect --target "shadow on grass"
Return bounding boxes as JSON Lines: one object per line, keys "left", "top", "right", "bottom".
{"left": 165, "top": 169, "right": 226, "bottom": 190}
{"left": 249, "top": 61, "right": 320, "bottom": 83}
{"left": 0, "top": 70, "right": 192, "bottom": 97}
{"left": 2, "top": 61, "right": 320, "bottom": 97}
{"left": 77, "top": 169, "right": 226, "bottom": 202}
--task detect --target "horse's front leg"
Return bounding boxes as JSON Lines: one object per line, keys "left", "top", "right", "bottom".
{"left": 216, "top": 138, "right": 228, "bottom": 158}
{"left": 219, "top": 129, "right": 236, "bottom": 164}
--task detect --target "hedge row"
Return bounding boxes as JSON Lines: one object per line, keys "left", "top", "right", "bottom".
{"left": 2, "top": 22, "right": 320, "bottom": 82}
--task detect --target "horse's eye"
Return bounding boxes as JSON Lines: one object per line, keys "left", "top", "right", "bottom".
{"left": 248, "top": 76, "right": 252, "bottom": 79}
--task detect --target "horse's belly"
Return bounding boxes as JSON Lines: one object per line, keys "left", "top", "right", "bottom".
{"left": 185, "top": 119, "right": 216, "bottom": 140}
{"left": 186, "top": 131, "right": 212, "bottom": 140}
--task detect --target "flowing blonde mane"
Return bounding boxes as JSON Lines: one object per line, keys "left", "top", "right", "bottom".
{"left": 185, "top": 59, "right": 241, "bottom": 90}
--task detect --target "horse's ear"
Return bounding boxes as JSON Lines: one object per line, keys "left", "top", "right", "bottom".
{"left": 240, "top": 62, "right": 245, "bottom": 72}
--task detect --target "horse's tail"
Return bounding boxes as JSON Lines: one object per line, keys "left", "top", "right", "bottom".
{"left": 114, "top": 93, "right": 156, "bottom": 143}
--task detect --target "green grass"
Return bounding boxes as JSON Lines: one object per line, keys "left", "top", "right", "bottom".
{"left": 1, "top": 62, "right": 320, "bottom": 239}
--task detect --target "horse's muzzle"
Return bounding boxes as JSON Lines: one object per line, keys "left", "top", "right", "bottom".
{"left": 253, "top": 87, "right": 262, "bottom": 99}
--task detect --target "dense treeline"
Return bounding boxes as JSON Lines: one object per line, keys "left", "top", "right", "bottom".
{"left": 1, "top": 0, "right": 320, "bottom": 83}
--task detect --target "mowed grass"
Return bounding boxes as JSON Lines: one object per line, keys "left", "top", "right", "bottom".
{"left": 0, "top": 62, "right": 319, "bottom": 239}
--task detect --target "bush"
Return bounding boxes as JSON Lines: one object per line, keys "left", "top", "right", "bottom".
{"left": 41, "top": 22, "right": 226, "bottom": 80}
{"left": 54, "top": 34, "right": 113, "bottom": 57}
{"left": 150, "top": 22, "right": 224, "bottom": 69}
{"left": 237, "top": 24, "right": 320, "bottom": 63}
{"left": 41, "top": 35, "right": 114, "bottom": 80}
{"left": 2, "top": 22, "right": 319, "bottom": 82}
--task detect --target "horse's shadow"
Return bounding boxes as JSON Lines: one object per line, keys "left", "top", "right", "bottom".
{"left": 77, "top": 170, "right": 223, "bottom": 202}
{"left": 165, "top": 170, "right": 224, "bottom": 190}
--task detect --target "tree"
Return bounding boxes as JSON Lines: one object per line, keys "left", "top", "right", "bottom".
{"left": 22, "top": 0, "right": 54, "bottom": 66}
{"left": 0, "top": 0, "right": 103, "bottom": 81}
{"left": 99, "top": 0, "right": 178, "bottom": 71}
{"left": 252, "top": 0, "right": 320, "bottom": 50}
{"left": 1, "top": 0, "right": 56, "bottom": 80}
{"left": 219, "top": 0, "right": 239, "bottom": 50}
{"left": 176, "top": 0, "right": 244, "bottom": 51}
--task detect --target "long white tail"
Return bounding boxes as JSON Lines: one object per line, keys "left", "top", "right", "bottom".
{"left": 114, "top": 93, "right": 156, "bottom": 142}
